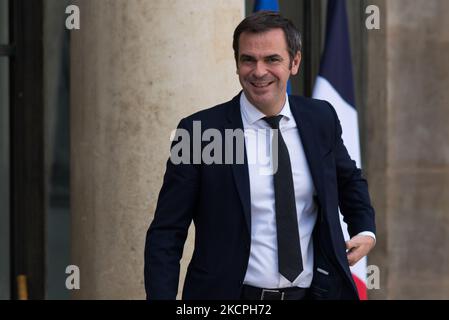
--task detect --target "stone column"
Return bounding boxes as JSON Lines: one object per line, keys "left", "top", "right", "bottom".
{"left": 71, "top": 0, "right": 243, "bottom": 299}
{"left": 365, "top": 0, "right": 449, "bottom": 299}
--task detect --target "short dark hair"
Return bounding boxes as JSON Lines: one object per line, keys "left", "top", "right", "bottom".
{"left": 232, "top": 11, "right": 302, "bottom": 66}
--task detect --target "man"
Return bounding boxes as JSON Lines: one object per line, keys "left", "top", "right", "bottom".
{"left": 145, "top": 11, "right": 375, "bottom": 300}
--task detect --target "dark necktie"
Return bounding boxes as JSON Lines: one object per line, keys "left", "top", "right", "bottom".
{"left": 264, "top": 115, "right": 303, "bottom": 282}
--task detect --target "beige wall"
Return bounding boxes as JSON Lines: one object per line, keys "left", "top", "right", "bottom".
{"left": 365, "top": 0, "right": 449, "bottom": 299}
{"left": 70, "top": 0, "right": 244, "bottom": 299}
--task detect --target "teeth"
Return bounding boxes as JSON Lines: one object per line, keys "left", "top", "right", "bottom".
{"left": 252, "top": 82, "right": 271, "bottom": 88}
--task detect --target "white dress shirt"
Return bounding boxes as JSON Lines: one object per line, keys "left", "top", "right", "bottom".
{"left": 240, "top": 92, "right": 374, "bottom": 289}
{"left": 241, "top": 92, "right": 317, "bottom": 288}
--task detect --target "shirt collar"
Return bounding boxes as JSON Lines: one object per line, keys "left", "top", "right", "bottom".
{"left": 240, "top": 91, "right": 292, "bottom": 126}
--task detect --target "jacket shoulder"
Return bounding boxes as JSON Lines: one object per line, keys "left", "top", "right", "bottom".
{"left": 289, "top": 95, "right": 335, "bottom": 115}
{"left": 177, "top": 95, "right": 239, "bottom": 130}
{"left": 184, "top": 98, "right": 234, "bottom": 122}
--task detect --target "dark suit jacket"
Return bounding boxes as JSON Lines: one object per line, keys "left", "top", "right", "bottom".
{"left": 144, "top": 92, "right": 376, "bottom": 300}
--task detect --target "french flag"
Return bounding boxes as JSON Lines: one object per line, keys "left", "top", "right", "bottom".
{"left": 312, "top": 0, "right": 368, "bottom": 299}
{"left": 253, "top": 0, "right": 279, "bottom": 11}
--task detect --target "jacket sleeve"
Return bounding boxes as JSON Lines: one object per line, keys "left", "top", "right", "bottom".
{"left": 327, "top": 102, "right": 376, "bottom": 237}
{"left": 144, "top": 117, "right": 200, "bottom": 299}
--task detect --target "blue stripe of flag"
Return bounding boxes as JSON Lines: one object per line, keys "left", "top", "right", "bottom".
{"left": 253, "top": 0, "right": 279, "bottom": 11}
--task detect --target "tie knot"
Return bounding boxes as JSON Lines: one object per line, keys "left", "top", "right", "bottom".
{"left": 263, "top": 115, "right": 283, "bottom": 129}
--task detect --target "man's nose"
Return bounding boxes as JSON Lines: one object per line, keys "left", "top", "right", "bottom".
{"left": 253, "top": 61, "right": 268, "bottom": 77}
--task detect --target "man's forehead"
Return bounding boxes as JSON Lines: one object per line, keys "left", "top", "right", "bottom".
{"left": 239, "top": 28, "right": 286, "bottom": 42}
{"left": 238, "top": 29, "right": 288, "bottom": 55}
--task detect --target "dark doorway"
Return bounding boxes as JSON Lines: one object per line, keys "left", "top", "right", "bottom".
{"left": 9, "top": 0, "right": 45, "bottom": 300}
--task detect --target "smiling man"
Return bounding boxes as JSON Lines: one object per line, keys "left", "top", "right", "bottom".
{"left": 145, "top": 11, "right": 376, "bottom": 300}
{"left": 236, "top": 28, "right": 300, "bottom": 116}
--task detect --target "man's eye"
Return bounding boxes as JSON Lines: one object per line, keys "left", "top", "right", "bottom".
{"left": 267, "top": 57, "right": 280, "bottom": 63}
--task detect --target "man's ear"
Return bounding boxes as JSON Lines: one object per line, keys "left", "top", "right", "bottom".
{"left": 290, "top": 52, "right": 301, "bottom": 76}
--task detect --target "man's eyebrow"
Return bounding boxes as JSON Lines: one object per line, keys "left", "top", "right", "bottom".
{"left": 239, "top": 54, "right": 256, "bottom": 60}
{"left": 266, "top": 54, "right": 283, "bottom": 59}
{"left": 239, "top": 54, "right": 283, "bottom": 60}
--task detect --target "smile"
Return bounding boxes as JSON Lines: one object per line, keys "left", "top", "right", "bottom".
{"left": 250, "top": 81, "right": 274, "bottom": 88}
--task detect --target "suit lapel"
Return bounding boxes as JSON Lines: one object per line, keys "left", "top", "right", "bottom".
{"left": 289, "top": 96, "right": 326, "bottom": 204}
{"left": 225, "top": 93, "right": 251, "bottom": 233}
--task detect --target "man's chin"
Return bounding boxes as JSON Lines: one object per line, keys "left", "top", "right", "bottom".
{"left": 248, "top": 97, "right": 272, "bottom": 111}
{"left": 246, "top": 90, "right": 269, "bottom": 102}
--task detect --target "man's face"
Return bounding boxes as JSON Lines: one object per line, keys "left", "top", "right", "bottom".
{"left": 236, "top": 28, "right": 301, "bottom": 113}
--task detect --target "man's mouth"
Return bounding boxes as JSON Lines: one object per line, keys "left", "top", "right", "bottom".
{"left": 250, "top": 81, "right": 274, "bottom": 88}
